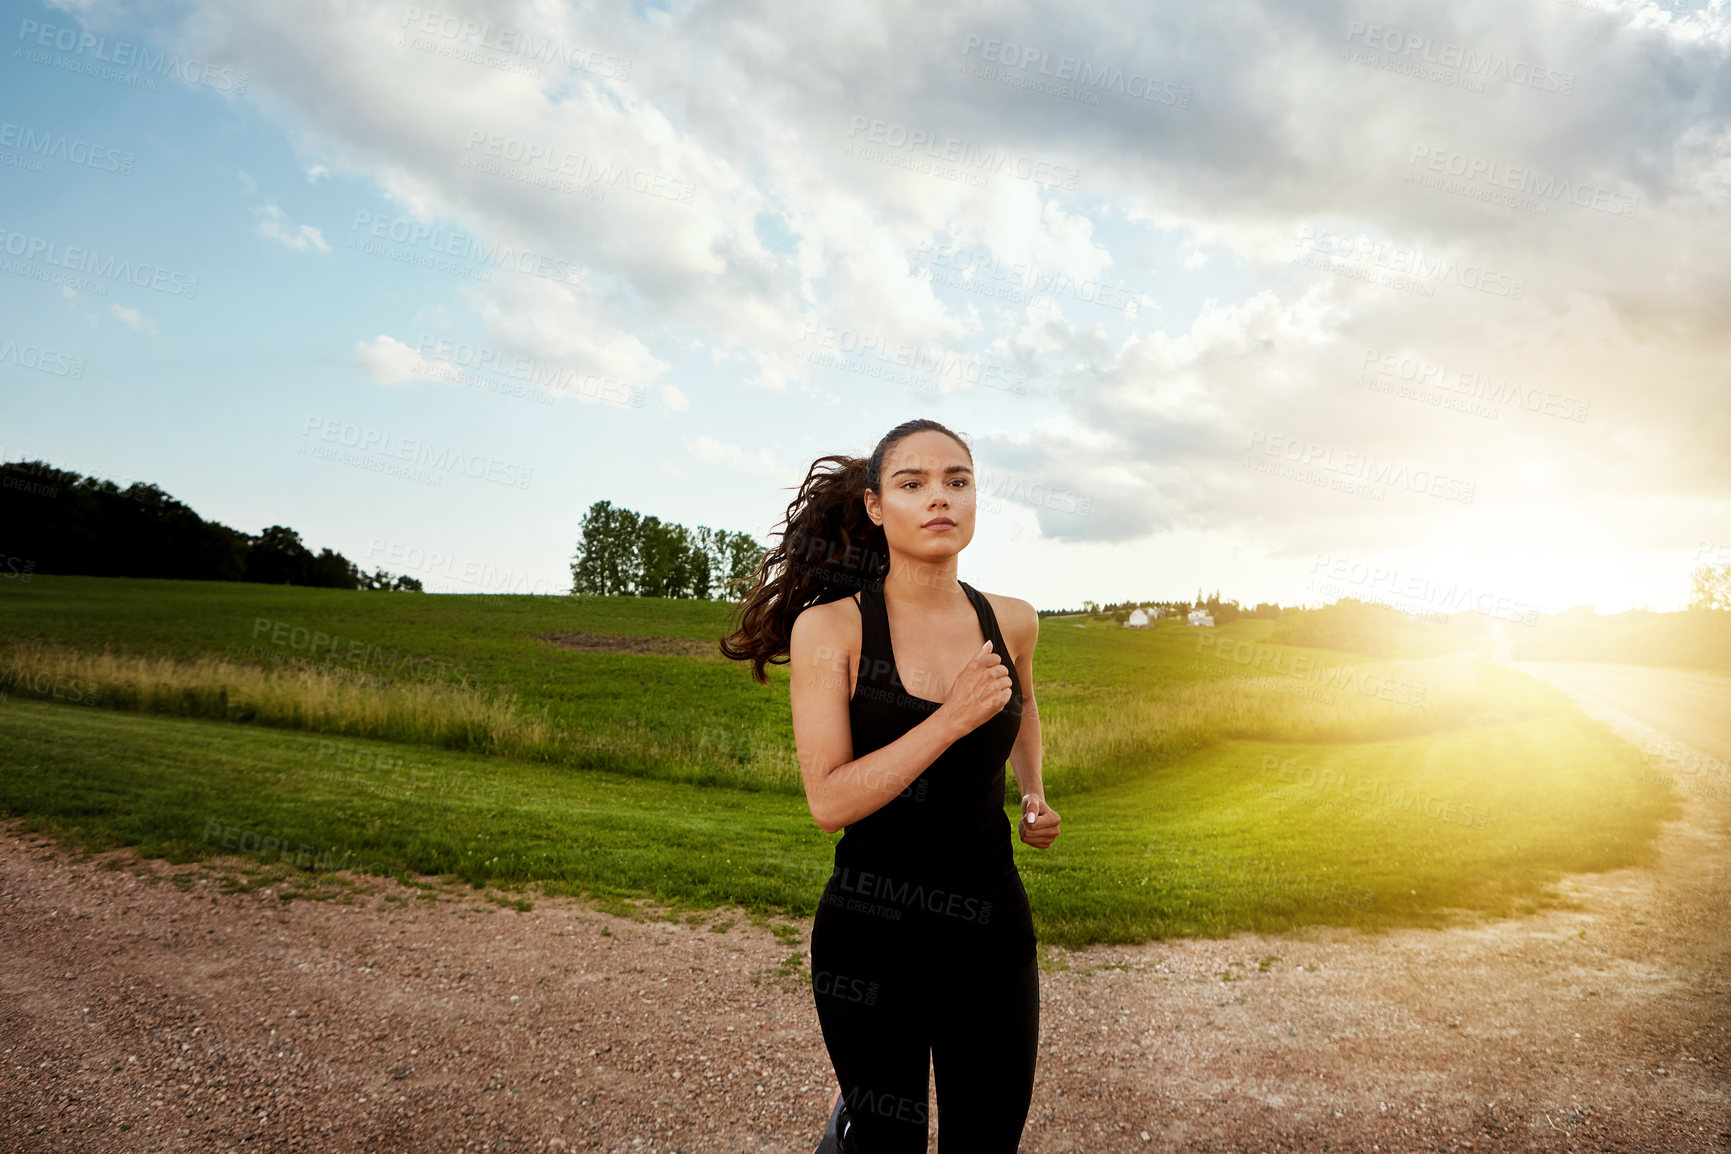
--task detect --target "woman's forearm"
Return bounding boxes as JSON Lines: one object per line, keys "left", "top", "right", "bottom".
{"left": 1009, "top": 697, "right": 1044, "bottom": 803}
{"left": 812, "top": 710, "right": 964, "bottom": 833}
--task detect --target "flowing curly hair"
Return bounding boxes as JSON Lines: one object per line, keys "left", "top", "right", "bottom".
{"left": 718, "top": 418, "right": 972, "bottom": 685}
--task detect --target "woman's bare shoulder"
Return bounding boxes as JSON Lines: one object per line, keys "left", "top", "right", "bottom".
{"left": 978, "top": 590, "right": 1039, "bottom": 648}
{"left": 789, "top": 592, "right": 864, "bottom": 650}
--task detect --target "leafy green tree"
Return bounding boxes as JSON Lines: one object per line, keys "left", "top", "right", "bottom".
{"left": 639, "top": 516, "right": 699, "bottom": 597}
{"left": 306, "top": 547, "right": 359, "bottom": 589}
{"left": 570, "top": 500, "right": 762, "bottom": 599}
{"left": 244, "top": 525, "right": 317, "bottom": 585}
{"left": 356, "top": 567, "right": 423, "bottom": 591}
{"left": 570, "top": 500, "right": 641, "bottom": 595}
{"left": 687, "top": 525, "right": 721, "bottom": 598}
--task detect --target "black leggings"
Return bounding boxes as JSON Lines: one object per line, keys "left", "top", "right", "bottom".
{"left": 811, "top": 947, "right": 1039, "bottom": 1152}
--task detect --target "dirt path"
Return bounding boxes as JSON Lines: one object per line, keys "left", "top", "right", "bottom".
{"left": 3, "top": 698, "right": 1727, "bottom": 1152}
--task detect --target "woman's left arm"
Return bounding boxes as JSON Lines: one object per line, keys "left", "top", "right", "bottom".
{"left": 1005, "top": 599, "right": 1059, "bottom": 849}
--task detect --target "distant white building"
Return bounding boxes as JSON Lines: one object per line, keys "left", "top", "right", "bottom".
{"left": 1125, "top": 608, "right": 1151, "bottom": 628}
{"left": 1187, "top": 609, "right": 1215, "bottom": 627}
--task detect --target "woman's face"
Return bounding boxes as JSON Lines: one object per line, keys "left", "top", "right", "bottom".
{"left": 867, "top": 430, "right": 977, "bottom": 565}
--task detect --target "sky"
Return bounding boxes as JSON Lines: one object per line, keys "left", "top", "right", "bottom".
{"left": 2, "top": 0, "right": 1728, "bottom": 615}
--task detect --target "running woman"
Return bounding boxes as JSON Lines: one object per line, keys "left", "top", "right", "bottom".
{"left": 721, "top": 418, "right": 1061, "bottom": 1152}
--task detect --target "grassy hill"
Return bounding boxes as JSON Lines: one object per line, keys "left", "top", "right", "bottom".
{"left": 0, "top": 576, "right": 1682, "bottom": 947}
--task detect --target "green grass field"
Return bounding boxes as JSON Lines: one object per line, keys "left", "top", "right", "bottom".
{"left": 0, "top": 576, "right": 1683, "bottom": 947}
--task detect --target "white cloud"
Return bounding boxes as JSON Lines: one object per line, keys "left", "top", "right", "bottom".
{"left": 255, "top": 203, "right": 331, "bottom": 252}
{"left": 148, "top": 0, "right": 1731, "bottom": 604}
{"left": 469, "top": 274, "right": 670, "bottom": 391}
{"left": 684, "top": 434, "right": 781, "bottom": 476}
{"left": 109, "top": 304, "right": 155, "bottom": 333}
{"left": 354, "top": 335, "right": 432, "bottom": 385}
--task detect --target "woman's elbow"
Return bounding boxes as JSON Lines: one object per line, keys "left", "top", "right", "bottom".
{"left": 805, "top": 790, "right": 834, "bottom": 835}
{"left": 803, "top": 760, "right": 845, "bottom": 834}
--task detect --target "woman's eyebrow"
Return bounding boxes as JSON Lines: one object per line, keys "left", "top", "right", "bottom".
{"left": 889, "top": 465, "right": 974, "bottom": 478}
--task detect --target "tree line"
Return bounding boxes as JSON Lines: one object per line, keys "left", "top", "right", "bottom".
{"left": 569, "top": 500, "right": 764, "bottom": 600}
{"left": 1, "top": 459, "right": 421, "bottom": 590}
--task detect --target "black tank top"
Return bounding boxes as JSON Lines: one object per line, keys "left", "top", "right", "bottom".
{"left": 814, "top": 578, "right": 1037, "bottom": 964}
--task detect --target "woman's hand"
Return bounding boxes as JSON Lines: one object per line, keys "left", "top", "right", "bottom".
{"left": 933, "top": 641, "right": 1012, "bottom": 739}
{"left": 1017, "top": 793, "right": 1060, "bottom": 849}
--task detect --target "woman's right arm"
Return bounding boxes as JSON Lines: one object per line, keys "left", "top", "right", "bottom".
{"left": 788, "top": 603, "right": 1008, "bottom": 834}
